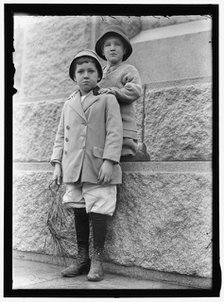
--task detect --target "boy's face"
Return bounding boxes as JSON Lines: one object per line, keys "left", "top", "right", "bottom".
{"left": 74, "top": 62, "right": 100, "bottom": 95}
{"left": 102, "top": 36, "right": 126, "bottom": 65}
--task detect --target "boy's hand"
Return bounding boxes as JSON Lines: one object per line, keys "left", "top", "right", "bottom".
{"left": 53, "top": 163, "right": 62, "bottom": 185}
{"left": 98, "top": 160, "right": 114, "bottom": 184}
{"left": 99, "top": 88, "right": 115, "bottom": 95}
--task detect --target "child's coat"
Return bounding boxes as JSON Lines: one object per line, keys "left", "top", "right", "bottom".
{"left": 51, "top": 90, "right": 123, "bottom": 184}
{"left": 98, "top": 63, "right": 142, "bottom": 140}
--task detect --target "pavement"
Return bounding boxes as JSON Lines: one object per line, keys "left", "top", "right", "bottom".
{"left": 13, "top": 257, "right": 193, "bottom": 290}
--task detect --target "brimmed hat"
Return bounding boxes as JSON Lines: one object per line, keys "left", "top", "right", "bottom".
{"left": 95, "top": 25, "right": 132, "bottom": 61}
{"left": 69, "top": 49, "right": 103, "bottom": 82}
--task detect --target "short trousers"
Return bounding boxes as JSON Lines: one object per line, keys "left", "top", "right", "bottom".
{"left": 63, "top": 182, "right": 117, "bottom": 216}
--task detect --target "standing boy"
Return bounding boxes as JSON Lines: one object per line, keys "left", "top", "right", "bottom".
{"left": 50, "top": 49, "right": 123, "bottom": 281}
{"left": 95, "top": 24, "right": 142, "bottom": 160}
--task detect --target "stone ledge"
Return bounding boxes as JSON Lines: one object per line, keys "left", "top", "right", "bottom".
{"left": 13, "top": 250, "right": 212, "bottom": 289}
{"left": 13, "top": 161, "right": 212, "bottom": 173}
{"left": 146, "top": 76, "right": 211, "bottom": 90}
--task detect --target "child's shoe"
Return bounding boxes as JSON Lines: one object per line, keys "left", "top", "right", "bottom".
{"left": 61, "top": 246, "right": 90, "bottom": 277}
{"left": 87, "top": 248, "right": 104, "bottom": 281}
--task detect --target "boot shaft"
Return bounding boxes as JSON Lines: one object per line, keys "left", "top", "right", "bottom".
{"left": 89, "top": 212, "right": 108, "bottom": 251}
{"left": 74, "top": 208, "right": 89, "bottom": 247}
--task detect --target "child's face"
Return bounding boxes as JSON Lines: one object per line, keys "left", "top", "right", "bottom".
{"left": 74, "top": 62, "right": 100, "bottom": 95}
{"left": 102, "top": 36, "right": 126, "bottom": 65}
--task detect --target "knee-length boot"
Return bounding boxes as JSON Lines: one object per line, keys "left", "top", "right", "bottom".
{"left": 87, "top": 212, "right": 107, "bottom": 282}
{"left": 61, "top": 208, "right": 90, "bottom": 277}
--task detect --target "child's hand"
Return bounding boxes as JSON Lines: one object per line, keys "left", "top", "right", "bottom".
{"left": 98, "top": 160, "right": 114, "bottom": 184}
{"left": 99, "top": 88, "right": 115, "bottom": 95}
{"left": 53, "top": 163, "right": 62, "bottom": 185}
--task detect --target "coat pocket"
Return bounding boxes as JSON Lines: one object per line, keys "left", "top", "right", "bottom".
{"left": 92, "top": 146, "right": 104, "bottom": 159}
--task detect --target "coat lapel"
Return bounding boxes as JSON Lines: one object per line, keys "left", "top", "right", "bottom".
{"left": 68, "top": 90, "right": 87, "bottom": 121}
{"left": 82, "top": 91, "right": 100, "bottom": 113}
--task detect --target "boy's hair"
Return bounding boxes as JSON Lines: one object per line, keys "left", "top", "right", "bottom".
{"left": 70, "top": 56, "right": 101, "bottom": 80}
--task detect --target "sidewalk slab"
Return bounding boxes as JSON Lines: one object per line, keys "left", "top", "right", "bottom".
{"left": 13, "top": 258, "right": 193, "bottom": 290}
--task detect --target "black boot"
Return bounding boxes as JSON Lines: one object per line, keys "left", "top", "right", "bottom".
{"left": 87, "top": 212, "right": 107, "bottom": 282}
{"left": 61, "top": 208, "right": 90, "bottom": 277}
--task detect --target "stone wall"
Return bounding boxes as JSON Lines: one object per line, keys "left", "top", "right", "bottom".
{"left": 13, "top": 82, "right": 212, "bottom": 162}
{"left": 140, "top": 15, "right": 209, "bottom": 30}
{"left": 14, "top": 16, "right": 92, "bottom": 98}
{"left": 13, "top": 161, "right": 212, "bottom": 278}
{"left": 13, "top": 15, "right": 213, "bottom": 284}
{"left": 144, "top": 82, "right": 212, "bottom": 161}
{"left": 128, "top": 18, "right": 212, "bottom": 84}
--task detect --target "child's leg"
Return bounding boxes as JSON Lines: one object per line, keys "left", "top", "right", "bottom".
{"left": 83, "top": 183, "right": 117, "bottom": 281}
{"left": 120, "top": 138, "right": 150, "bottom": 162}
{"left": 87, "top": 212, "right": 107, "bottom": 281}
{"left": 61, "top": 183, "right": 90, "bottom": 277}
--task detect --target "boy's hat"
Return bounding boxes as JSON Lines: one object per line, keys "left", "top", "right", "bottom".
{"left": 95, "top": 24, "right": 132, "bottom": 61}
{"left": 69, "top": 49, "right": 103, "bottom": 82}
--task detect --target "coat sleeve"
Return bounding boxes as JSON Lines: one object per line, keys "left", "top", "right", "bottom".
{"left": 50, "top": 104, "right": 65, "bottom": 166}
{"left": 103, "top": 95, "right": 123, "bottom": 163}
{"left": 110, "top": 65, "right": 142, "bottom": 104}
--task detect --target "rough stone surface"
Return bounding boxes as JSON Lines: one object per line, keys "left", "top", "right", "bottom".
{"left": 13, "top": 100, "right": 64, "bottom": 162}
{"left": 13, "top": 82, "right": 212, "bottom": 162}
{"left": 95, "top": 16, "right": 142, "bottom": 40}
{"left": 144, "top": 83, "right": 212, "bottom": 161}
{"left": 20, "top": 16, "right": 91, "bottom": 97}
{"left": 13, "top": 170, "right": 76, "bottom": 256}
{"left": 106, "top": 172, "right": 212, "bottom": 278}
{"left": 13, "top": 98, "right": 142, "bottom": 162}
{"left": 13, "top": 168, "right": 212, "bottom": 278}
{"left": 140, "top": 15, "right": 209, "bottom": 30}
{"left": 129, "top": 30, "right": 212, "bottom": 84}
{"left": 12, "top": 15, "right": 213, "bottom": 281}
{"left": 14, "top": 15, "right": 208, "bottom": 97}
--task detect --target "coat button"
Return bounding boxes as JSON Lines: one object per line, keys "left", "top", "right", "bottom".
{"left": 65, "top": 138, "right": 69, "bottom": 142}
{"left": 64, "top": 151, "right": 67, "bottom": 155}
{"left": 66, "top": 125, "right": 70, "bottom": 130}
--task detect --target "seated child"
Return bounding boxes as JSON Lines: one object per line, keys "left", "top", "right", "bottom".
{"left": 95, "top": 24, "right": 142, "bottom": 160}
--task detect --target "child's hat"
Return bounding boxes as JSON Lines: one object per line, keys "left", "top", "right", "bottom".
{"left": 95, "top": 24, "right": 132, "bottom": 61}
{"left": 69, "top": 49, "right": 103, "bottom": 82}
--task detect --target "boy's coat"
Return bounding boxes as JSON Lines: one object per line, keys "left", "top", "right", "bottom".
{"left": 51, "top": 90, "right": 123, "bottom": 184}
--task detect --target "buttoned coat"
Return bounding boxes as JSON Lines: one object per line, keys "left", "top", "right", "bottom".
{"left": 50, "top": 89, "right": 123, "bottom": 184}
